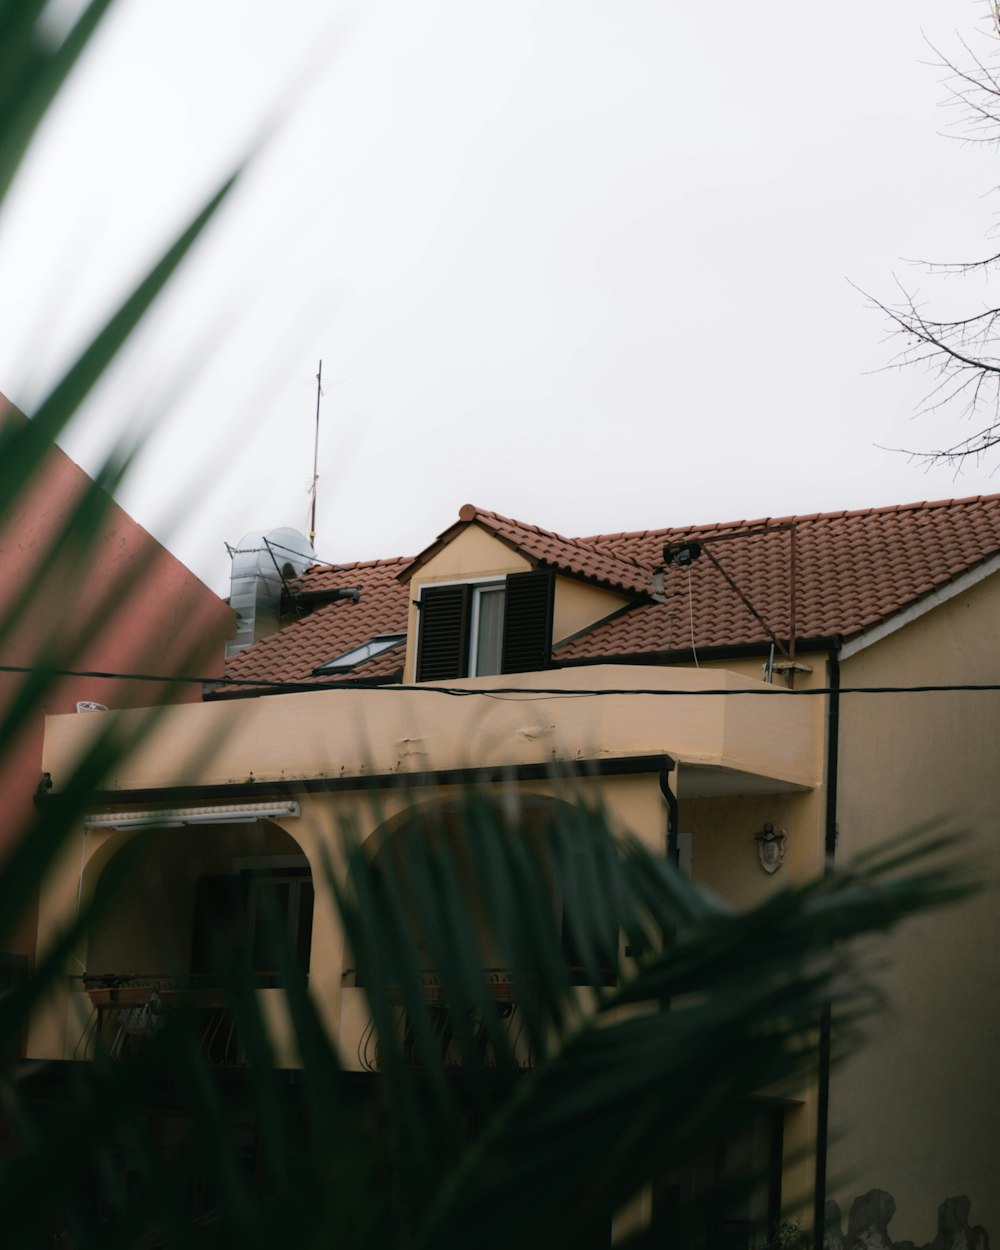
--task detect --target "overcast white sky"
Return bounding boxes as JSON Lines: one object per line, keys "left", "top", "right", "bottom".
{"left": 1, "top": 0, "right": 999, "bottom": 595}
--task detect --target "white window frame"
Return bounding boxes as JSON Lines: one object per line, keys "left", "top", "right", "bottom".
{"left": 467, "top": 581, "right": 506, "bottom": 676}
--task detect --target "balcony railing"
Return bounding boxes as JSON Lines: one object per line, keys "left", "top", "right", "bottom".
{"left": 341, "top": 969, "right": 535, "bottom": 1073}
{"left": 75, "top": 975, "right": 240, "bottom": 1065}
{"left": 76, "top": 970, "right": 538, "bottom": 1072}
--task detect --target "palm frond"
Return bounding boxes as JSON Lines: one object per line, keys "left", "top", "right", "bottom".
{"left": 330, "top": 797, "right": 971, "bottom": 1250}
{"left": 0, "top": 0, "right": 117, "bottom": 209}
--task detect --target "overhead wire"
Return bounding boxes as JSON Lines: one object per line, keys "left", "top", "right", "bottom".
{"left": 686, "top": 566, "right": 699, "bottom": 669}
{"left": 3, "top": 662, "right": 1000, "bottom": 698}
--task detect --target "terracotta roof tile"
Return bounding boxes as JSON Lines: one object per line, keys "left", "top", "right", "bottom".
{"left": 563, "top": 494, "right": 1000, "bottom": 658}
{"left": 216, "top": 556, "right": 411, "bottom": 695}
{"left": 214, "top": 495, "right": 1000, "bottom": 691}
{"left": 290, "top": 555, "right": 411, "bottom": 593}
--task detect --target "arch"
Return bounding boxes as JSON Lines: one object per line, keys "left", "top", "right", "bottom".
{"left": 340, "top": 789, "right": 619, "bottom": 1073}
{"left": 82, "top": 818, "right": 314, "bottom": 985}
{"left": 357, "top": 789, "right": 615, "bottom": 983}
{"left": 361, "top": 788, "right": 583, "bottom": 858}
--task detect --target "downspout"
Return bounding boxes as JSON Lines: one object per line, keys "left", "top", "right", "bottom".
{"left": 658, "top": 759, "right": 679, "bottom": 864}
{"left": 813, "top": 646, "right": 840, "bottom": 1250}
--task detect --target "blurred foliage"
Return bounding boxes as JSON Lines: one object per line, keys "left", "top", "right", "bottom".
{"left": 0, "top": 4, "right": 976, "bottom": 1249}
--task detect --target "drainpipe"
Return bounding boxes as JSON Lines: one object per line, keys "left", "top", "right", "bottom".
{"left": 813, "top": 647, "right": 840, "bottom": 1250}
{"left": 658, "top": 759, "right": 679, "bottom": 864}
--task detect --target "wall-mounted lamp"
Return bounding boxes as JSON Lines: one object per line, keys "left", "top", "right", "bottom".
{"left": 83, "top": 801, "right": 300, "bottom": 830}
{"left": 754, "top": 822, "right": 787, "bottom": 874}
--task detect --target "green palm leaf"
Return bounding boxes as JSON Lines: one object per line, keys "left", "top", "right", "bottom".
{"left": 331, "top": 797, "right": 970, "bottom": 1250}
{"left": 0, "top": 6, "right": 978, "bottom": 1249}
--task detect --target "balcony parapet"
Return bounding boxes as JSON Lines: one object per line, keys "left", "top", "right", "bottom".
{"left": 43, "top": 665, "right": 822, "bottom": 800}
{"left": 75, "top": 974, "right": 241, "bottom": 1065}
{"left": 340, "top": 968, "right": 534, "bottom": 1073}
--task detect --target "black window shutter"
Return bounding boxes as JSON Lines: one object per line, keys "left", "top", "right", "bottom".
{"left": 416, "top": 584, "right": 471, "bottom": 681}
{"left": 501, "top": 569, "right": 554, "bottom": 674}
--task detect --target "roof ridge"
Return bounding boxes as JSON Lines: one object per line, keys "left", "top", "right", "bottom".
{"left": 578, "top": 492, "right": 1000, "bottom": 545}
{"left": 301, "top": 554, "right": 413, "bottom": 576}
{"left": 460, "top": 504, "right": 649, "bottom": 573}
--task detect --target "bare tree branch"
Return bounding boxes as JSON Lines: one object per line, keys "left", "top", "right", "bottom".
{"left": 865, "top": 11, "right": 1000, "bottom": 463}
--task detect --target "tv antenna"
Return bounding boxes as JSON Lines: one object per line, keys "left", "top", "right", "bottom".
{"left": 309, "top": 359, "right": 323, "bottom": 548}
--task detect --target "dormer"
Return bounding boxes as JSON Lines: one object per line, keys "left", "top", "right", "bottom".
{"left": 399, "top": 505, "right": 651, "bottom": 683}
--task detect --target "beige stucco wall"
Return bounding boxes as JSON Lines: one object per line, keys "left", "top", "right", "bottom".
{"left": 413, "top": 524, "right": 532, "bottom": 584}
{"left": 828, "top": 576, "right": 1000, "bottom": 1242}
{"left": 682, "top": 787, "right": 826, "bottom": 899}
{"left": 674, "top": 658, "right": 829, "bottom": 1222}
{"left": 42, "top": 666, "right": 820, "bottom": 794}
{"left": 552, "top": 578, "right": 630, "bottom": 645}
{"left": 681, "top": 783, "right": 827, "bottom": 1222}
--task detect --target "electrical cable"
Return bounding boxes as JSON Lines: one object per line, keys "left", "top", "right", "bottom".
{"left": 686, "top": 566, "right": 699, "bottom": 669}
{"left": 3, "top": 663, "right": 1000, "bottom": 698}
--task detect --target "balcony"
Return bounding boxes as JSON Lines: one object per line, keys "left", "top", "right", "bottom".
{"left": 73, "top": 974, "right": 299, "bottom": 1067}
{"left": 340, "top": 969, "right": 536, "bottom": 1073}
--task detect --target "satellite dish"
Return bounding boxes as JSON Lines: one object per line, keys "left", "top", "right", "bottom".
{"left": 76, "top": 701, "right": 108, "bottom": 713}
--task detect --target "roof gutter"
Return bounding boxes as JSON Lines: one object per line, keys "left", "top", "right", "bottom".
{"left": 837, "top": 550, "right": 1000, "bottom": 661}
{"left": 551, "top": 637, "right": 843, "bottom": 668}
{"left": 64, "top": 753, "right": 677, "bottom": 809}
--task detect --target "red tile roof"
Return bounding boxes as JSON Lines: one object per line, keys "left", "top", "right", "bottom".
{"left": 561, "top": 495, "right": 1000, "bottom": 658}
{"left": 212, "top": 496, "right": 1000, "bottom": 694}
{"left": 217, "top": 557, "right": 411, "bottom": 695}
{"left": 399, "top": 504, "right": 651, "bottom": 597}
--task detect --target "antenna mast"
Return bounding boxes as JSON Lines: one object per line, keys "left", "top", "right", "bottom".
{"left": 309, "top": 359, "right": 323, "bottom": 548}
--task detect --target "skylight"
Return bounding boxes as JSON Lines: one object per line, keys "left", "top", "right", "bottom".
{"left": 314, "top": 634, "right": 406, "bottom": 674}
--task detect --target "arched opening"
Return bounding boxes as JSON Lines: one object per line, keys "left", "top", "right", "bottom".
{"left": 79, "top": 820, "right": 313, "bottom": 1064}
{"left": 365, "top": 792, "right": 587, "bottom": 973}
{"left": 86, "top": 820, "right": 312, "bottom": 982}
{"left": 342, "top": 791, "right": 618, "bottom": 1073}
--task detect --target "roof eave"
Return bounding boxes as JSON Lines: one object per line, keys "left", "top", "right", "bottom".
{"left": 550, "top": 637, "right": 844, "bottom": 667}
{"left": 838, "top": 551, "right": 1000, "bottom": 661}
{"left": 398, "top": 516, "right": 649, "bottom": 599}
{"left": 396, "top": 518, "right": 472, "bottom": 583}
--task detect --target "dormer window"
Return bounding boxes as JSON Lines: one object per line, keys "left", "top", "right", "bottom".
{"left": 416, "top": 570, "right": 554, "bottom": 682}
{"left": 469, "top": 582, "right": 506, "bottom": 676}
{"left": 314, "top": 634, "right": 406, "bottom": 674}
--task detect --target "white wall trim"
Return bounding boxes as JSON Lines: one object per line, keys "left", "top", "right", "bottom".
{"left": 839, "top": 552, "right": 1000, "bottom": 661}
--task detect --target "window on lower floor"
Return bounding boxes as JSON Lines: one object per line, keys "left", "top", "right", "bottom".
{"left": 415, "top": 570, "right": 554, "bottom": 681}
{"left": 190, "top": 866, "right": 314, "bottom": 984}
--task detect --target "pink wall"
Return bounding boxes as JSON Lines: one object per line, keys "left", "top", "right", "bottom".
{"left": 0, "top": 398, "right": 235, "bottom": 961}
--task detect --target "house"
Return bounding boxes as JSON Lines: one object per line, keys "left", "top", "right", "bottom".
{"left": 0, "top": 396, "right": 235, "bottom": 983}
{"left": 26, "top": 495, "right": 1000, "bottom": 1246}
